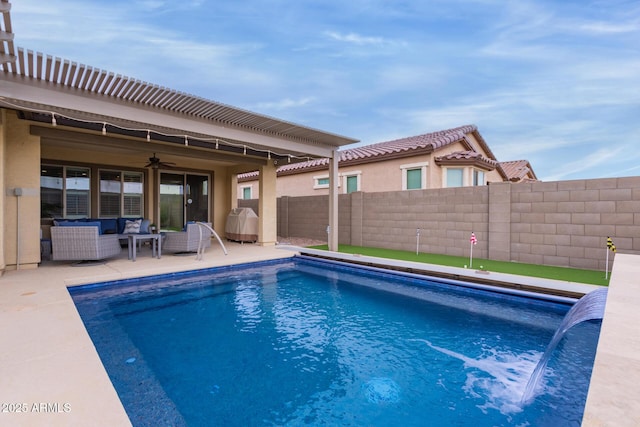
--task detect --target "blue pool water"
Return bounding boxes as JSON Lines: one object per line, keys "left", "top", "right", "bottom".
{"left": 70, "top": 257, "right": 601, "bottom": 426}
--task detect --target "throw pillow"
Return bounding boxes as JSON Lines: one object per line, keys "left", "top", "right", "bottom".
{"left": 140, "top": 219, "right": 151, "bottom": 234}
{"left": 123, "top": 219, "right": 142, "bottom": 234}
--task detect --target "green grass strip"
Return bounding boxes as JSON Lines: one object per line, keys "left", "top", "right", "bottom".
{"left": 308, "top": 244, "right": 609, "bottom": 286}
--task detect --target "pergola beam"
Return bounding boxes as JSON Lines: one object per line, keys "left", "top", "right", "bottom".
{"left": 0, "top": 78, "right": 339, "bottom": 159}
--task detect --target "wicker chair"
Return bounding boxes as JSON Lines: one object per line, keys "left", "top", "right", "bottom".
{"left": 51, "top": 226, "right": 122, "bottom": 261}
{"left": 163, "top": 222, "right": 212, "bottom": 253}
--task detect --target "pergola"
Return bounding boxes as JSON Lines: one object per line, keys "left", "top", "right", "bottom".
{"left": 0, "top": 0, "right": 356, "bottom": 270}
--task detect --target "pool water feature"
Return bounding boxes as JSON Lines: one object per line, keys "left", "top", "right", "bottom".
{"left": 521, "top": 287, "right": 607, "bottom": 405}
{"left": 70, "top": 257, "right": 602, "bottom": 426}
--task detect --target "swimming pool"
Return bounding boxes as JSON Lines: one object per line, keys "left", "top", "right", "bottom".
{"left": 70, "top": 257, "right": 601, "bottom": 426}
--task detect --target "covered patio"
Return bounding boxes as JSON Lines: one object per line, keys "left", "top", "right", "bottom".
{"left": 0, "top": 18, "right": 357, "bottom": 272}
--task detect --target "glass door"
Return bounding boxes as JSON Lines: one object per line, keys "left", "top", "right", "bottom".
{"left": 159, "top": 172, "right": 210, "bottom": 231}
{"left": 186, "top": 174, "right": 209, "bottom": 223}
{"left": 160, "top": 173, "right": 184, "bottom": 231}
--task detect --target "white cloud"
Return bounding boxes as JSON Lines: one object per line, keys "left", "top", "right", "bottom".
{"left": 544, "top": 147, "right": 625, "bottom": 181}
{"left": 324, "top": 31, "right": 395, "bottom": 46}
{"left": 254, "top": 97, "right": 316, "bottom": 111}
{"left": 577, "top": 21, "right": 639, "bottom": 34}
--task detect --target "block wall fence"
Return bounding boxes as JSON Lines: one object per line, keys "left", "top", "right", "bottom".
{"left": 238, "top": 176, "right": 640, "bottom": 271}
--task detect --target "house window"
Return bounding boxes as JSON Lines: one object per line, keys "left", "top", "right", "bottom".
{"left": 346, "top": 175, "right": 358, "bottom": 193}
{"left": 473, "top": 169, "right": 485, "bottom": 186}
{"left": 123, "top": 172, "right": 144, "bottom": 216}
{"left": 99, "top": 170, "right": 143, "bottom": 218}
{"left": 446, "top": 168, "right": 464, "bottom": 187}
{"left": 400, "top": 162, "right": 428, "bottom": 190}
{"left": 340, "top": 171, "right": 361, "bottom": 194}
{"left": 41, "top": 165, "right": 90, "bottom": 218}
{"left": 314, "top": 175, "right": 330, "bottom": 189}
{"left": 406, "top": 169, "right": 422, "bottom": 190}
{"left": 242, "top": 186, "right": 252, "bottom": 199}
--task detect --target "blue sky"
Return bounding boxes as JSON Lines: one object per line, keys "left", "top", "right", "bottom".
{"left": 12, "top": 0, "right": 640, "bottom": 181}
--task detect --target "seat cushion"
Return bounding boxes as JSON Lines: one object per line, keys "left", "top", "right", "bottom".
{"left": 98, "top": 218, "right": 118, "bottom": 234}
{"left": 55, "top": 220, "right": 102, "bottom": 235}
{"left": 140, "top": 219, "right": 151, "bottom": 234}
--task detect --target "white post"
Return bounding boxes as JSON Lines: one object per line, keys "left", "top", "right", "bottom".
{"left": 416, "top": 228, "right": 420, "bottom": 255}
{"left": 328, "top": 150, "right": 339, "bottom": 252}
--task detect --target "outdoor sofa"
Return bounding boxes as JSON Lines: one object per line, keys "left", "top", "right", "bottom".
{"left": 163, "top": 222, "right": 212, "bottom": 253}
{"left": 49, "top": 217, "right": 152, "bottom": 261}
{"left": 51, "top": 224, "right": 121, "bottom": 261}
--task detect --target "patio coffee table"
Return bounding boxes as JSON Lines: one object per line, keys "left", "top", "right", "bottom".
{"left": 124, "top": 233, "right": 161, "bottom": 261}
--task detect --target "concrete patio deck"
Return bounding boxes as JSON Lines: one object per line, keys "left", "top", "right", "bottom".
{"left": 0, "top": 242, "right": 637, "bottom": 426}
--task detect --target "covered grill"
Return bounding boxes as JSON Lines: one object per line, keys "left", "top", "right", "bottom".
{"left": 225, "top": 208, "right": 258, "bottom": 243}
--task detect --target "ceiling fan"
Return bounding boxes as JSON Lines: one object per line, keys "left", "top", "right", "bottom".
{"left": 144, "top": 153, "right": 176, "bottom": 169}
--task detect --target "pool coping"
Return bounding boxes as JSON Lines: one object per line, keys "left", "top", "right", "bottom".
{"left": 285, "top": 246, "right": 600, "bottom": 298}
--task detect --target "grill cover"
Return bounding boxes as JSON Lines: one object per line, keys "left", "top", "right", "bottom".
{"left": 225, "top": 208, "right": 258, "bottom": 242}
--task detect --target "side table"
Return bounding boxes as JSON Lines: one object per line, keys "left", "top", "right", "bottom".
{"left": 126, "top": 233, "right": 162, "bottom": 261}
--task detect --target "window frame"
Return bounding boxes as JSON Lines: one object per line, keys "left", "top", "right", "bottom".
{"left": 313, "top": 174, "right": 331, "bottom": 190}
{"left": 41, "top": 164, "right": 91, "bottom": 219}
{"left": 473, "top": 169, "right": 486, "bottom": 186}
{"left": 241, "top": 185, "right": 253, "bottom": 200}
{"left": 400, "top": 162, "right": 428, "bottom": 190}
{"left": 98, "top": 169, "right": 144, "bottom": 218}
{"left": 445, "top": 167, "right": 464, "bottom": 188}
{"left": 341, "top": 170, "right": 362, "bottom": 194}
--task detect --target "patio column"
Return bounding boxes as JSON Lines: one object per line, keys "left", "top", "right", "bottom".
{"left": 328, "top": 149, "right": 339, "bottom": 251}
{"left": 258, "top": 161, "right": 277, "bottom": 246}
{"left": 230, "top": 173, "right": 238, "bottom": 210}
{"left": 3, "top": 110, "right": 41, "bottom": 270}
{"left": 0, "top": 109, "right": 5, "bottom": 271}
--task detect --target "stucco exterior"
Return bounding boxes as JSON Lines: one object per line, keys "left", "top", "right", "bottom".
{"left": 3, "top": 112, "right": 41, "bottom": 269}
{"left": 239, "top": 128, "right": 513, "bottom": 198}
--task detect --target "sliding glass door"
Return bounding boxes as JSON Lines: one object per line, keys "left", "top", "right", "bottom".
{"left": 160, "top": 172, "right": 209, "bottom": 231}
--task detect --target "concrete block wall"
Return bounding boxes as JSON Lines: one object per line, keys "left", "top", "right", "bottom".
{"left": 510, "top": 177, "right": 640, "bottom": 270}
{"left": 358, "top": 187, "right": 489, "bottom": 258}
{"left": 281, "top": 195, "right": 330, "bottom": 242}
{"left": 244, "top": 175, "right": 640, "bottom": 271}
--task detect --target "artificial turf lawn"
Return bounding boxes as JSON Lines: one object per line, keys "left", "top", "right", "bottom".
{"left": 308, "top": 244, "right": 609, "bottom": 286}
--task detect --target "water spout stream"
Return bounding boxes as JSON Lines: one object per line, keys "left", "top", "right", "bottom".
{"left": 521, "top": 287, "right": 608, "bottom": 405}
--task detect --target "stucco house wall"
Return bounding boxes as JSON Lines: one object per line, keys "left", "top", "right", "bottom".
{"left": 2, "top": 111, "right": 41, "bottom": 269}
{"left": 239, "top": 126, "right": 524, "bottom": 199}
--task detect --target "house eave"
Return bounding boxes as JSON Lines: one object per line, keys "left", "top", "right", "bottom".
{"left": 434, "top": 157, "right": 497, "bottom": 171}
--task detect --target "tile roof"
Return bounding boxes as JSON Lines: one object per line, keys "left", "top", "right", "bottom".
{"left": 272, "top": 124, "right": 493, "bottom": 176}
{"left": 434, "top": 150, "right": 498, "bottom": 170}
{"left": 238, "top": 125, "right": 538, "bottom": 182}
{"left": 338, "top": 124, "right": 491, "bottom": 163}
{"left": 498, "top": 160, "right": 538, "bottom": 182}
{"left": 275, "top": 157, "right": 330, "bottom": 174}
{"left": 237, "top": 170, "right": 259, "bottom": 182}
